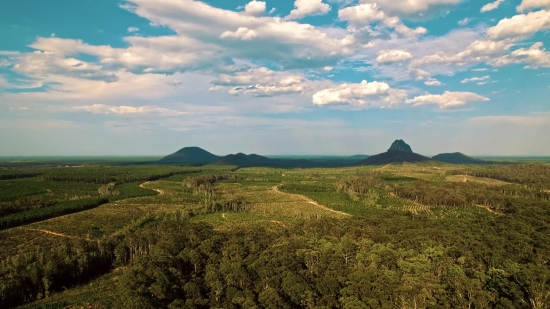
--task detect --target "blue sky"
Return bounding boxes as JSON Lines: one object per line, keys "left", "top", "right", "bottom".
{"left": 0, "top": 0, "right": 549, "bottom": 156}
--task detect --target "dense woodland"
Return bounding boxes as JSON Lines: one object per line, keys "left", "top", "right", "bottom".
{"left": 447, "top": 164, "right": 550, "bottom": 190}
{"left": 1, "top": 163, "right": 550, "bottom": 308}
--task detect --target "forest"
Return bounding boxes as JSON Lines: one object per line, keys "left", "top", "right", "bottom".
{"left": 0, "top": 161, "right": 549, "bottom": 308}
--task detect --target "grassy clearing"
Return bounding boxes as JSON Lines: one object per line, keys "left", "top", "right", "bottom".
{"left": 445, "top": 174, "right": 512, "bottom": 186}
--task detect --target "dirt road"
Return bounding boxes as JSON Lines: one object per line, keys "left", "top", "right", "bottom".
{"left": 272, "top": 185, "right": 351, "bottom": 217}
{"left": 139, "top": 182, "right": 165, "bottom": 195}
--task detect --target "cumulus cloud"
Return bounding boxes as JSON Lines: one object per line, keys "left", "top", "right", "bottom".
{"left": 410, "top": 67, "right": 432, "bottom": 81}
{"left": 481, "top": 0, "right": 505, "bottom": 13}
{"left": 244, "top": 0, "right": 266, "bottom": 16}
{"left": 13, "top": 51, "right": 118, "bottom": 82}
{"left": 494, "top": 42, "right": 550, "bottom": 68}
{"left": 220, "top": 27, "right": 258, "bottom": 40}
{"left": 210, "top": 67, "right": 311, "bottom": 97}
{"left": 312, "top": 80, "right": 407, "bottom": 107}
{"left": 72, "top": 104, "right": 190, "bottom": 116}
{"left": 410, "top": 9, "right": 550, "bottom": 75}
{"left": 406, "top": 91, "right": 489, "bottom": 108}
{"left": 424, "top": 77, "right": 442, "bottom": 86}
{"left": 338, "top": 3, "right": 427, "bottom": 37}
{"left": 376, "top": 49, "right": 413, "bottom": 64}
{"left": 461, "top": 75, "right": 490, "bottom": 83}
{"left": 487, "top": 10, "right": 550, "bottom": 40}
{"left": 286, "top": 0, "right": 331, "bottom": 20}
{"left": 517, "top": 0, "right": 550, "bottom": 12}
{"left": 412, "top": 39, "right": 513, "bottom": 67}
{"left": 367, "top": 0, "right": 461, "bottom": 16}
{"left": 25, "top": 1, "right": 355, "bottom": 74}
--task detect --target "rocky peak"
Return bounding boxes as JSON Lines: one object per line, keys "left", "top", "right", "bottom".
{"left": 388, "top": 139, "right": 413, "bottom": 153}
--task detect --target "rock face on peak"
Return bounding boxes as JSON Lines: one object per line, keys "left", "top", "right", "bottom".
{"left": 388, "top": 140, "right": 413, "bottom": 153}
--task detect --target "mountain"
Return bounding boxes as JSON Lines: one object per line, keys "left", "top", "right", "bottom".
{"left": 158, "top": 147, "right": 221, "bottom": 165}
{"left": 358, "top": 151, "right": 430, "bottom": 165}
{"left": 388, "top": 139, "right": 413, "bottom": 153}
{"left": 357, "top": 140, "right": 430, "bottom": 165}
{"left": 432, "top": 152, "right": 489, "bottom": 164}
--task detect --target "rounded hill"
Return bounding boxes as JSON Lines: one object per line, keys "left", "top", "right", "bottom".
{"left": 158, "top": 147, "right": 221, "bottom": 165}
{"left": 432, "top": 152, "right": 488, "bottom": 164}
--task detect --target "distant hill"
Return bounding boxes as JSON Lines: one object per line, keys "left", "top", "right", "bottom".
{"left": 216, "top": 153, "right": 272, "bottom": 167}
{"left": 158, "top": 147, "right": 221, "bottom": 165}
{"left": 432, "top": 152, "right": 489, "bottom": 164}
{"left": 357, "top": 140, "right": 430, "bottom": 165}
{"left": 216, "top": 153, "right": 319, "bottom": 168}
{"left": 347, "top": 155, "right": 370, "bottom": 161}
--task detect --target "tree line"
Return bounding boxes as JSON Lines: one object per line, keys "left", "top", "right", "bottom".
{"left": 4, "top": 213, "right": 549, "bottom": 309}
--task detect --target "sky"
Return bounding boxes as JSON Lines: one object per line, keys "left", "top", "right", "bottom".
{"left": 0, "top": 0, "right": 549, "bottom": 156}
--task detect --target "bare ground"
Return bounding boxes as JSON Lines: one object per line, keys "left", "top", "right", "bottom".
{"left": 25, "top": 228, "right": 77, "bottom": 239}
{"left": 139, "top": 182, "right": 165, "bottom": 195}
{"left": 272, "top": 185, "right": 351, "bottom": 217}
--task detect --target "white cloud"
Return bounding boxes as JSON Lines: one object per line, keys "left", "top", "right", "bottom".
{"left": 221, "top": 27, "right": 258, "bottom": 40}
{"left": 406, "top": 91, "right": 489, "bottom": 108}
{"left": 494, "top": 42, "right": 550, "bottom": 68}
{"left": 22, "top": 0, "right": 355, "bottom": 76}
{"left": 471, "top": 68, "right": 488, "bottom": 71}
{"left": 72, "top": 104, "right": 190, "bottom": 116}
{"left": 312, "top": 80, "right": 407, "bottom": 107}
{"left": 13, "top": 51, "right": 118, "bottom": 82}
{"left": 286, "top": 0, "right": 331, "bottom": 20}
{"left": 366, "top": 0, "right": 461, "bottom": 16}
{"left": 461, "top": 75, "right": 490, "bottom": 83}
{"left": 410, "top": 67, "right": 432, "bottom": 81}
{"left": 517, "top": 0, "right": 550, "bottom": 12}
{"left": 269, "top": 8, "right": 276, "bottom": 14}
{"left": 458, "top": 17, "right": 472, "bottom": 25}
{"left": 127, "top": 27, "right": 139, "bottom": 33}
{"left": 338, "top": 4, "right": 427, "bottom": 37}
{"left": 210, "top": 67, "right": 311, "bottom": 97}
{"left": 376, "top": 49, "right": 413, "bottom": 64}
{"left": 481, "top": 0, "right": 505, "bottom": 13}
{"left": 244, "top": 0, "right": 266, "bottom": 16}
{"left": 487, "top": 10, "right": 550, "bottom": 40}
{"left": 424, "top": 77, "right": 442, "bottom": 86}
{"left": 0, "top": 59, "right": 10, "bottom": 67}
{"left": 412, "top": 39, "right": 513, "bottom": 67}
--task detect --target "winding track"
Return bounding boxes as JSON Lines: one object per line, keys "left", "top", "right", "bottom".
{"left": 139, "top": 182, "right": 165, "bottom": 195}
{"left": 25, "top": 228, "right": 76, "bottom": 239}
{"left": 272, "top": 185, "right": 351, "bottom": 217}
